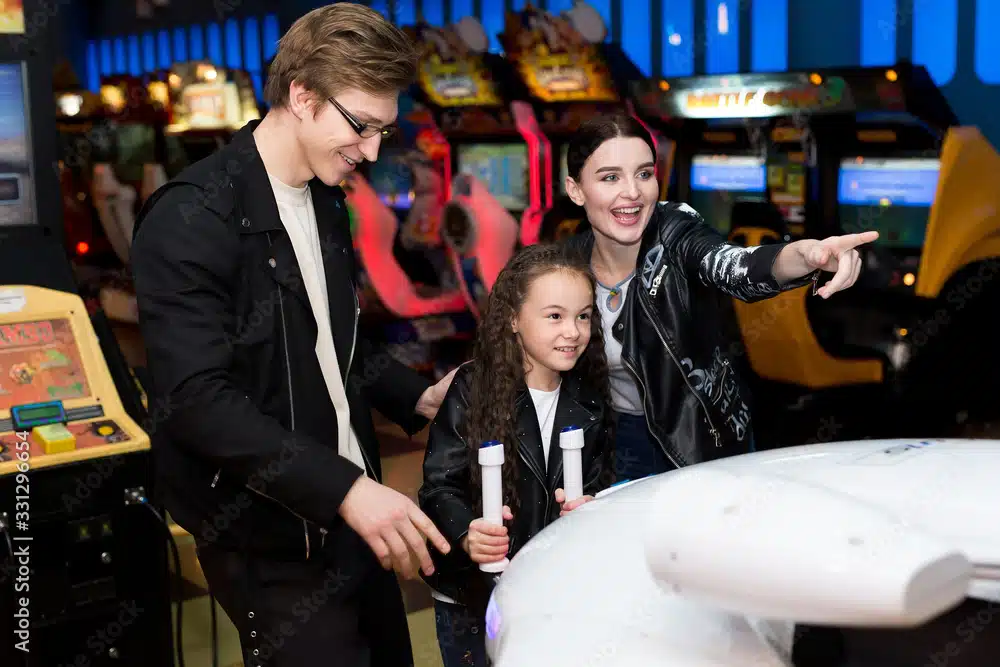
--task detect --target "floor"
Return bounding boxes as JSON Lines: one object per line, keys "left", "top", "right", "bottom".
{"left": 168, "top": 417, "right": 444, "bottom": 667}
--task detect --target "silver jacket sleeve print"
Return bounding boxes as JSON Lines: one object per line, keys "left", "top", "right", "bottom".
{"left": 661, "top": 202, "right": 816, "bottom": 303}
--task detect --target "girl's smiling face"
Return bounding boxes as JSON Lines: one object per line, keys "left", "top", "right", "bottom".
{"left": 565, "top": 135, "right": 659, "bottom": 248}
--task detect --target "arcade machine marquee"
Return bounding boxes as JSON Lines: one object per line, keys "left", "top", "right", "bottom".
{"left": 0, "top": 286, "right": 149, "bottom": 473}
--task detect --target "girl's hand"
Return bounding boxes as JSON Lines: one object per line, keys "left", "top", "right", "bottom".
{"left": 554, "top": 488, "right": 594, "bottom": 516}
{"left": 462, "top": 506, "right": 514, "bottom": 564}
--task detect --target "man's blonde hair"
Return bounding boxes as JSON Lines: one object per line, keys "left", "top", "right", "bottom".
{"left": 264, "top": 3, "right": 419, "bottom": 109}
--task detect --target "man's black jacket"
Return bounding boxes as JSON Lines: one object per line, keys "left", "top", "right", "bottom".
{"left": 564, "top": 201, "right": 816, "bottom": 468}
{"left": 131, "top": 120, "right": 432, "bottom": 563}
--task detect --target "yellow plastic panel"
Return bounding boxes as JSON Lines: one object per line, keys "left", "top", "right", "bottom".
{"left": 917, "top": 127, "right": 1000, "bottom": 298}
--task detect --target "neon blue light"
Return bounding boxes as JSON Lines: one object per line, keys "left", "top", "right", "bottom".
{"left": 207, "top": 24, "right": 223, "bottom": 64}
{"left": 547, "top": 0, "right": 575, "bottom": 12}
{"left": 422, "top": 0, "right": 444, "bottom": 25}
{"left": 705, "top": 0, "right": 739, "bottom": 74}
{"left": 100, "top": 40, "right": 112, "bottom": 75}
{"left": 158, "top": 30, "right": 171, "bottom": 69}
{"left": 173, "top": 28, "right": 188, "bottom": 62}
{"left": 262, "top": 14, "right": 280, "bottom": 61}
{"left": 244, "top": 18, "right": 263, "bottom": 100}
{"left": 913, "top": 0, "right": 957, "bottom": 85}
{"left": 226, "top": 19, "right": 242, "bottom": 68}
{"left": 128, "top": 36, "right": 141, "bottom": 75}
{"left": 976, "top": 0, "right": 1000, "bottom": 83}
{"left": 370, "top": 0, "right": 389, "bottom": 18}
{"left": 589, "top": 0, "right": 611, "bottom": 41}
{"left": 396, "top": 0, "right": 416, "bottom": 26}
{"left": 451, "top": 0, "right": 473, "bottom": 22}
{"left": 114, "top": 38, "right": 127, "bottom": 73}
{"left": 751, "top": 0, "right": 787, "bottom": 72}
{"left": 143, "top": 32, "right": 156, "bottom": 72}
{"left": 190, "top": 26, "right": 205, "bottom": 60}
{"left": 87, "top": 41, "right": 100, "bottom": 91}
{"left": 622, "top": 0, "right": 651, "bottom": 75}
{"left": 482, "top": 0, "right": 504, "bottom": 53}
{"left": 663, "top": 0, "right": 694, "bottom": 76}
{"left": 861, "top": 0, "right": 896, "bottom": 66}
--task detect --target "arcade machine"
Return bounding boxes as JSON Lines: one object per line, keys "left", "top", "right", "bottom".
{"left": 344, "top": 93, "right": 475, "bottom": 378}
{"left": 405, "top": 18, "right": 541, "bottom": 315}
{"left": 163, "top": 61, "right": 260, "bottom": 163}
{"left": 0, "top": 53, "right": 172, "bottom": 667}
{"left": 631, "top": 63, "right": 1000, "bottom": 442}
{"left": 499, "top": 2, "right": 664, "bottom": 244}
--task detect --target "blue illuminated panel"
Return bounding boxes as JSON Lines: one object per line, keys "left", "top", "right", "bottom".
{"left": 262, "top": 15, "right": 280, "bottom": 61}
{"left": 370, "top": 0, "right": 389, "bottom": 18}
{"left": 451, "top": 0, "right": 473, "bottom": 22}
{"left": 173, "top": 28, "right": 188, "bottom": 62}
{"left": 663, "top": 0, "right": 694, "bottom": 76}
{"left": 482, "top": 0, "right": 504, "bottom": 53}
{"left": 547, "top": 0, "right": 575, "bottom": 12}
{"left": 589, "top": 0, "right": 612, "bottom": 40}
{"left": 913, "top": 0, "right": 957, "bottom": 85}
{"left": 207, "top": 24, "right": 223, "bottom": 64}
{"left": 751, "top": 0, "right": 787, "bottom": 72}
{"left": 397, "top": 0, "right": 416, "bottom": 26}
{"left": 190, "top": 26, "right": 205, "bottom": 60}
{"left": 143, "top": 32, "right": 156, "bottom": 72}
{"left": 158, "top": 30, "right": 171, "bottom": 69}
{"left": 114, "top": 38, "right": 126, "bottom": 73}
{"left": 87, "top": 42, "right": 100, "bottom": 91}
{"left": 100, "top": 40, "right": 112, "bottom": 75}
{"left": 705, "top": 0, "right": 739, "bottom": 74}
{"left": 244, "top": 18, "right": 263, "bottom": 100}
{"left": 128, "top": 36, "right": 141, "bottom": 75}
{"left": 622, "top": 0, "right": 651, "bottom": 75}
{"left": 861, "top": 0, "right": 896, "bottom": 66}
{"left": 422, "top": 0, "right": 444, "bottom": 26}
{"left": 838, "top": 158, "right": 939, "bottom": 206}
{"left": 977, "top": 0, "right": 1000, "bottom": 83}
{"left": 226, "top": 19, "right": 242, "bottom": 68}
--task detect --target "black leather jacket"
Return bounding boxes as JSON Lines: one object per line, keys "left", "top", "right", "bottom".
{"left": 418, "top": 362, "right": 613, "bottom": 606}
{"left": 565, "top": 201, "right": 815, "bottom": 467}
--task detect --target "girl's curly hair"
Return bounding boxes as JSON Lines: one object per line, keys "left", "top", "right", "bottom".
{"left": 465, "top": 243, "right": 612, "bottom": 514}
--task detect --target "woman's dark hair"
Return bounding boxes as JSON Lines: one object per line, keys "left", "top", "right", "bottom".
{"left": 566, "top": 114, "right": 657, "bottom": 181}
{"left": 465, "top": 243, "right": 612, "bottom": 514}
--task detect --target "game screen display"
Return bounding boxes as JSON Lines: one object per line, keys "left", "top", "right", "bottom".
{"left": 767, "top": 158, "right": 807, "bottom": 225}
{"left": 457, "top": 144, "right": 529, "bottom": 211}
{"left": 688, "top": 155, "right": 768, "bottom": 235}
{"left": 838, "top": 157, "right": 940, "bottom": 249}
{"left": 369, "top": 150, "right": 414, "bottom": 210}
{"left": 0, "top": 62, "right": 35, "bottom": 227}
{"left": 0, "top": 319, "right": 90, "bottom": 411}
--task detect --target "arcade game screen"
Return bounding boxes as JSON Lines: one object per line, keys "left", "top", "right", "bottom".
{"left": 0, "top": 318, "right": 90, "bottom": 408}
{"left": 457, "top": 143, "right": 529, "bottom": 211}
{"left": 0, "top": 62, "right": 35, "bottom": 227}
{"left": 369, "top": 151, "right": 414, "bottom": 210}
{"left": 837, "top": 157, "right": 940, "bottom": 249}
{"left": 688, "top": 154, "right": 768, "bottom": 235}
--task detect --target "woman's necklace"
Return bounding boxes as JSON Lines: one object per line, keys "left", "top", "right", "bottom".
{"left": 594, "top": 268, "right": 634, "bottom": 313}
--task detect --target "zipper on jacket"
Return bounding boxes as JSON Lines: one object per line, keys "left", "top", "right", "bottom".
{"left": 346, "top": 286, "right": 376, "bottom": 479}
{"left": 267, "top": 231, "right": 311, "bottom": 560}
{"left": 633, "top": 291, "right": 721, "bottom": 450}
{"left": 621, "top": 354, "right": 684, "bottom": 469}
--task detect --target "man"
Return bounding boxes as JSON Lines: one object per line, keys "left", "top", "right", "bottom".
{"left": 131, "top": 5, "right": 455, "bottom": 665}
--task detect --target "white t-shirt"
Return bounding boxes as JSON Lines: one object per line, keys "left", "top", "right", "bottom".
{"left": 528, "top": 383, "right": 561, "bottom": 468}
{"left": 595, "top": 277, "right": 644, "bottom": 415}
{"left": 267, "top": 172, "right": 367, "bottom": 473}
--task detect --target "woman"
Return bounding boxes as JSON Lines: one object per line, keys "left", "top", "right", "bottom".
{"left": 561, "top": 114, "right": 876, "bottom": 481}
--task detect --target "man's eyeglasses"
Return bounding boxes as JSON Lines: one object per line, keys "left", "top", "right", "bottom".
{"left": 329, "top": 97, "right": 397, "bottom": 140}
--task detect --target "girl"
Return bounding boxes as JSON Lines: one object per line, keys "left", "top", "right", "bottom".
{"left": 560, "top": 114, "right": 877, "bottom": 481}
{"left": 419, "top": 243, "right": 614, "bottom": 667}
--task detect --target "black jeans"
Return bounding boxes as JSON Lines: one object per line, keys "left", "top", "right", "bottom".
{"left": 612, "top": 411, "right": 674, "bottom": 481}
{"left": 434, "top": 600, "right": 489, "bottom": 667}
{"left": 196, "top": 542, "right": 412, "bottom": 667}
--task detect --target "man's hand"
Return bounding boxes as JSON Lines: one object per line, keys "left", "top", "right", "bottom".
{"left": 415, "top": 365, "right": 460, "bottom": 421}
{"left": 338, "top": 476, "right": 451, "bottom": 579}
{"left": 772, "top": 231, "right": 879, "bottom": 297}
{"left": 462, "top": 506, "right": 513, "bottom": 564}
{"left": 554, "top": 488, "right": 594, "bottom": 517}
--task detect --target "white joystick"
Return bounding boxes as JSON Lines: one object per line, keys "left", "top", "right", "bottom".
{"left": 559, "top": 426, "right": 585, "bottom": 502}
{"left": 478, "top": 440, "right": 509, "bottom": 573}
